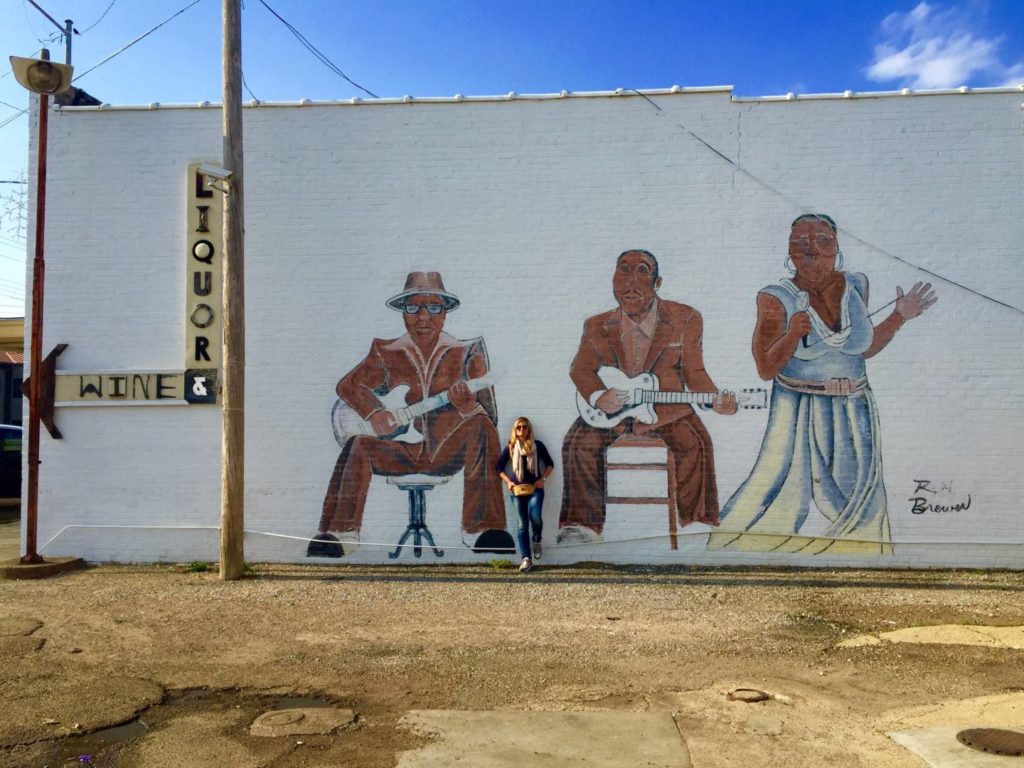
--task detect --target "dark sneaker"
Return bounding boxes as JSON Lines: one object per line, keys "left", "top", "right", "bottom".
{"left": 306, "top": 533, "right": 344, "bottom": 558}
{"left": 531, "top": 540, "right": 543, "bottom": 560}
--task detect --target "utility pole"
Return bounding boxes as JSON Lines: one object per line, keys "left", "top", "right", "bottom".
{"left": 219, "top": 0, "right": 245, "bottom": 580}
{"left": 63, "top": 19, "right": 72, "bottom": 65}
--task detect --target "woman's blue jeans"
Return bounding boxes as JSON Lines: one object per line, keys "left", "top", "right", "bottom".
{"left": 512, "top": 488, "right": 544, "bottom": 559}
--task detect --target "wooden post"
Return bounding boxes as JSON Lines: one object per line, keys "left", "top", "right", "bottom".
{"left": 219, "top": 0, "right": 245, "bottom": 580}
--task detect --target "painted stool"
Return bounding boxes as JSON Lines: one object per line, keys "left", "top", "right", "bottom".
{"left": 387, "top": 474, "right": 450, "bottom": 559}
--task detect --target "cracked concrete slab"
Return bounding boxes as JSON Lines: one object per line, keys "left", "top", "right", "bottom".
{"left": 839, "top": 624, "right": 1024, "bottom": 649}
{"left": 889, "top": 726, "right": 1024, "bottom": 767}
{"left": 397, "top": 710, "right": 692, "bottom": 767}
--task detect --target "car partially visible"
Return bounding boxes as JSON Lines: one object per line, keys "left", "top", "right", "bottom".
{"left": 0, "top": 425, "right": 22, "bottom": 500}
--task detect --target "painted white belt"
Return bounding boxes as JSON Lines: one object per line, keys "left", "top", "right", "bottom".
{"left": 776, "top": 373, "right": 869, "bottom": 396}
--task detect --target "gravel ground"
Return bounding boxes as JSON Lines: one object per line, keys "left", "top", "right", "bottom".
{"left": 1, "top": 563, "right": 1023, "bottom": 767}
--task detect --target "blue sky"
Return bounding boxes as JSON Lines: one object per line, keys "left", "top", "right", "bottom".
{"left": 1, "top": 0, "right": 1022, "bottom": 316}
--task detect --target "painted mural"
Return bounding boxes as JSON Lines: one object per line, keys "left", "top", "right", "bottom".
{"left": 308, "top": 271, "right": 514, "bottom": 559}
{"left": 707, "top": 214, "right": 937, "bottom": 555}
{"left": 308, "top": 229, "right": 938, "bottom": 564}
{"left": 558, "top": 249, "right": 749, "bottom": 545}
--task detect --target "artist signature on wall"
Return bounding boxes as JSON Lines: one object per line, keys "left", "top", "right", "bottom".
{"left": 909, "top": 480, "right": 972, "bottom": 514}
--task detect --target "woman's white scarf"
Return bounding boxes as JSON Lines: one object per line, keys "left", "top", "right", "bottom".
{"left": 511, "top": 440, "right": 538, "bottom": 482}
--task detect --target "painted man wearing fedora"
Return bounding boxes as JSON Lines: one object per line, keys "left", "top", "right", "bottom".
{"left": 309, "top": 271, "right": 512, "bottom": 557}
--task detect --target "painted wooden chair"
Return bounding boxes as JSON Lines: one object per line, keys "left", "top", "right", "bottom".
{"left": 605, "top": 433, "right": 679, "bottom": 549}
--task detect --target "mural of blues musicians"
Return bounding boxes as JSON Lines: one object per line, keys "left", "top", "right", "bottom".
{"left": 708, "top": 214, "right": 937, "bottom": 555}
{"left": 558, "top": 249, "right": 738, "bottom": 545}
{"left": 308, "top": 271, "right": 514, "bottom": 557}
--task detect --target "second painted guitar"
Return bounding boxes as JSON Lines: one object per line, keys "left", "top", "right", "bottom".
{"left": 576, "top": 366, "right": 767, "bottom": 429}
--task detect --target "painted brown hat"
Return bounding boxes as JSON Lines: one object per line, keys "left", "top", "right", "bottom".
{"left": 386, "top": 271, "right": 460, "bottom": 312}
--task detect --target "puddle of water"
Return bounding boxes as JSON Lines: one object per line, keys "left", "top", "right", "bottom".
{"left": 40, "top": 690, "right": 339, "bottom": 765}
{"left": 49, "top": 718, "right": 148, "bottom": 766}
{"left": 271, "top": 696, "right": 334, "bottom": 710}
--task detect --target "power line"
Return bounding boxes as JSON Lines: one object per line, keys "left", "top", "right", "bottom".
{"left": 242, "top": 71, "right": 259, "bottom": 102}
{"left": 0, "top": 0, "right": 207, "bottom": 134}
{"left": 72, "top": 0, "right": 206, "bottom": 83}
{"left": 257, "top": 0, "right": 380, "bottom": 99}
{"left": 25, "top": 0, "right": 66, "bottom": 35}
{"left": 629, "top": 89, "right": 1024, "bottom": 317}
{"left": 21, "top": 0, "right": 57, "bottom": 44}
{"left": 79, "top": 0, "right": 118, "bottom": 35}
{"left": 0, "top": 110, "right": 28, "bottom": 131}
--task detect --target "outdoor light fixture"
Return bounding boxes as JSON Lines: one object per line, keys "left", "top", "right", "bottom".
{"left": 197, "top": 163, "right": 233, "bottom": 194}
{"left": 9, "top": 55, "right": 73, "bottom": 96}
{"left": 197, "top": 162, "right": 233, "bottom": 181}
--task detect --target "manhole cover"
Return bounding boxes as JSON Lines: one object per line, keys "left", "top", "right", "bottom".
{"left": 956, "top": 728, "right": 1024, "bottom": 756}
{"left": 262, "top": 711, "right": 306, "bottom": 726}
{"left": 727, "top": 688, "right": 771, "bottom": 703}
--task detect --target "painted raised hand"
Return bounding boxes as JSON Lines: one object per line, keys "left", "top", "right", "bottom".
{"left": 895, "top": 282, "right": 938, "bottom": 321}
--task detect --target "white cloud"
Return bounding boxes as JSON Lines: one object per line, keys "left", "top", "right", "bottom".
{"left": 866, "top": 2, "right": 1024, "bottom": 88}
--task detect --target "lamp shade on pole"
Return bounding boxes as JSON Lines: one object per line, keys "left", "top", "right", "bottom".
{"left": 9, "top": 56, "right": 73, "bottom": 95}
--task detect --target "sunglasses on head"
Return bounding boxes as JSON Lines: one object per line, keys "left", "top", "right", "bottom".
{"left": 403, "top": 302, "right": 444, "bottom": 315}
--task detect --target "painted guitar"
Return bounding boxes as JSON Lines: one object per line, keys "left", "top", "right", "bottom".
{"left": 576, "top": 366, "right": 767, "bottom": 429}
{"left": 332, "top": 375, "right": 494, "bottom": 448}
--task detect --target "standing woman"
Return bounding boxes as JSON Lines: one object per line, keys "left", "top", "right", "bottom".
{"left": 497, "top": 417, "right": 554, "bottom": 572}
{"left": 710, "top": 214, "right": 937, "bottom": 555}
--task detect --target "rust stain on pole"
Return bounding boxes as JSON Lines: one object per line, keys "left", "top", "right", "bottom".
{"left": 22, "top": 91, "right": 48, "bottom": 565}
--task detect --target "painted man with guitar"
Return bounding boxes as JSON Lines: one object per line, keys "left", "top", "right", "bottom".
{"left": 308, "top": 271, "right": 512, "bottom": 557}
{"left": 558, "top": 249, "right": 739, "bottom": 545}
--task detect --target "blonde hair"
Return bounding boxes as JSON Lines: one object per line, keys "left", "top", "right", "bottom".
{"left": 507, "top": 417, "right": 533, "bottom": 453}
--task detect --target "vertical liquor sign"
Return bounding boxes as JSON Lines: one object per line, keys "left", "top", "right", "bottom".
{"left": 52, "top": 164, "right": 227, "bottom": 406}
{"left": 184, "top": 164, "right": 223, "bottom": 404}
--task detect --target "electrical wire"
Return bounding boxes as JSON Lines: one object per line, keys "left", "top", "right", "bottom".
{"left": 0, "top": 0, "right": 205, "bottom": 132}
{"left": 242, "top": 71, "right": 259, "bottom": 102}
{"left": 629, "top": 89, "right": 1024, "bottom": 317}
{"left": 0, "top": 110, "right": 28, "bottom": 131}
{"left": 79, "top": 0, "right": 118, "bottom": 35}
{"left": 25, "top": 0, "right": 66, "bottom": 34}
{"left": 256, "top": 0, "right": 380, "bottom": 99}
{"left": 72, "top": 0, "right": 205, "bottom": 83}
{"left": 22, "top": 0, "right": 54, "bottom": 44}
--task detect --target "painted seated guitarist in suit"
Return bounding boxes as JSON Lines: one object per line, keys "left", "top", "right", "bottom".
{"left": 308, "top": 271, "right": 512, "bottom": 557}
{"left": 558, "top": 249, "right": 738, "bottom": 545}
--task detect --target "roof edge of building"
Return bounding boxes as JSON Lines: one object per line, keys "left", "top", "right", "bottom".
{"left": 54, "top": 83, "right": 1024, "bottom": 112}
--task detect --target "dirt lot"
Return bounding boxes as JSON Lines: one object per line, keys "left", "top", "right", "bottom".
{"left": 1, "top": 563, "right": 1023, "bottom": 767}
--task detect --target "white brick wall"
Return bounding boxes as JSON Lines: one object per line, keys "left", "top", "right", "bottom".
{"left": 25, "top": 88, "right": 1024, "bottom": 568}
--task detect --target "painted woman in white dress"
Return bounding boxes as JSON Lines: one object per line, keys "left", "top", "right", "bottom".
{"left": 709, "top": 214, "right": 937, "bottom": 555}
